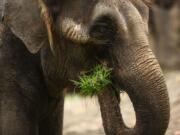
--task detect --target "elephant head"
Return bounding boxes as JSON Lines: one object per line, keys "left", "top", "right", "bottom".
{"left": 2, "top": 0, "right": 170, "bottom": 134}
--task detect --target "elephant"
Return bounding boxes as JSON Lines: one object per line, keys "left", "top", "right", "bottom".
{"left": 0, "top": 0, "right": 170, "bottom": 135}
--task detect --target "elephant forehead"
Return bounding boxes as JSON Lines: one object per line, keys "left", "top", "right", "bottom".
{"left": 59, "top": 0, "right": 99, "bottom": 23}
{"left": 3, "top": 0, "right": 47, "bottom": 53}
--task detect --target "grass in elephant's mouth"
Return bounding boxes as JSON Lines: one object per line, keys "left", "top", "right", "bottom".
{"left": 71, "top": 65, "right": 112, "bottom": 96}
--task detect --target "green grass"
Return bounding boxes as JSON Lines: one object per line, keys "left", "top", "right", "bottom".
{"left": 71, "top": 65, "right": 112, "bottom": 96}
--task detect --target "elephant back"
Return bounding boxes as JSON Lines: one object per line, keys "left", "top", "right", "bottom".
{"left": 1, "top": 0, "right": 47, "bottom": 53}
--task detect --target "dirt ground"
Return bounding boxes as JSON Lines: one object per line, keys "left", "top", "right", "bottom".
{"left": 63, "top": 71, "right": 180, "bottom": 135}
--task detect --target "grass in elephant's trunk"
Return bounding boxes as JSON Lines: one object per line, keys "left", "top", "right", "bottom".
{"left": 71, "top": 65, "right": 112, "bottom": 96}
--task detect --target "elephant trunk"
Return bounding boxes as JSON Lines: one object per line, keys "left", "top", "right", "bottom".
{"left": 98, "top": 41, "right": 170, "bottom": 135}
{"left": 118, "top": 48, "right": 169, "bottom": 135}
{"left": 119, "top": 48, "right": 170, "bottom": 135}
{"left": 98, "top": 3, "right": 170, "bottom": 134}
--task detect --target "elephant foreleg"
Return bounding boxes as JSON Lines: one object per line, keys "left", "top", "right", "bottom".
{"left": 0, "top": 86, "right": 39, "bottom": 135}
{"left": 0, "top": 23, "right": 46, "bottom": 135}
{"left": 39, "top": 94, "right": 65, "bottom": 135}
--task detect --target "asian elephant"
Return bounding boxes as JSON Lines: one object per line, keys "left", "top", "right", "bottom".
{"left": 0, "top": 0, "right": 170, "bottom": 135}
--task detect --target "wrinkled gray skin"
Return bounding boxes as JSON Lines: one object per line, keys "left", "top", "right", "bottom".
{"left": 0, "top": 0, "right": 171, "bottom": 135}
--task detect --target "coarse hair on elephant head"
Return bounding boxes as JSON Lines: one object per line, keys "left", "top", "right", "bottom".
{"left": 1, "top": 0, "right": 170, "bottom": 135}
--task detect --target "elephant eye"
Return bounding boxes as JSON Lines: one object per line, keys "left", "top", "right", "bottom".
{"left": 89, "top": 17, "right": 117, "bottom": 42}
{"left": 92, "top": 23, "right": 109, "bottom": 35}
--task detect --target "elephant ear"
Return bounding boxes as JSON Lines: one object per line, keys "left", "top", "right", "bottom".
{"left": 3, "top": 0, "right": 48, "bottom": 53}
